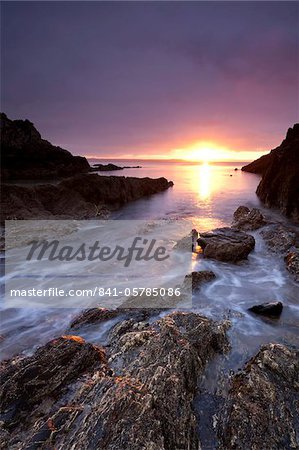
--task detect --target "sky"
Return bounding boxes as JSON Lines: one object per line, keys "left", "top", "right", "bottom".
{"left": 2, "top": 1, "right": 299, "bottom": 161}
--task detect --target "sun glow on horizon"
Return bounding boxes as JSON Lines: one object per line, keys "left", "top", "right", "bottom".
{"left": 172, "top": 141, "right": 231, "bottom": 163}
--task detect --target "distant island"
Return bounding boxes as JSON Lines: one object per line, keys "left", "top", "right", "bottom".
{"left": 91, "top": 163, "right": 142, "bottom": 172}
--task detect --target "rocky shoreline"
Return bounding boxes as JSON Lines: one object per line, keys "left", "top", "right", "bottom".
{"left": 0, "top": 308, "right": 298, "bottom": 449}
{"left": 1, "top": 206, "right": 298, "bottom": 449}
{"left": 0, "top": 113, "right": 173, "bottom": 220}
{"left": 1, "top": 173, "right": 173, "bottom": 220}
{"left": 1, "top": 114, "right": 298, "bottom": 449}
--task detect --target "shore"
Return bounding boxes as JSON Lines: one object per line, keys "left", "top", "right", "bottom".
{"left": 1, "top": 114, "right": 299, "bottom": 449}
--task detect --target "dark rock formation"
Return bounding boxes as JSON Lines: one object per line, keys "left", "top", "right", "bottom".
{"left": 184, "top": 270, "right": 216, "bottom": 291}
{"left": 260, "top": 224, "right": 297, "bottom": 254}
{"left": 1, "top": 312, "right": 230, "bottom": 450}
{"left": 91, "top": 163, "right": 124, "bottom": 171}
{"left": 69, "top": 307, "right": 162, "bottom": 330}
{"left": 285, "top": 250, "right": 299, "bottom": 282}
{"left": 197, "top": 227, "right": 255, "bottom": 263}
{"left": 241, "top": 153, "right": 272, "bottom": 174}
{"left": 232, "top": 206, "right": 266, "bottom": 231}
{"left": 1, "top": 113, "right": 90, "bottom": 180}
{"left": 91, "top": 163, "right": 142, "bottom": 172}
{"left": 218, "top": 343, "right": 299, "bottom": 450}
{"left": 0, "top": 336, "right": 106, "bottom": 428}
{"left": 243, "top": 123, "right": 299, "bottom": 221}
{"left": 1, "top": 173, "right": 173, "bottom": 220}
{"left": 70, "top": 308, "right": 120, "bottom": 329}
{"left": 248, "top": 301, "right": 283, "bottom": 318}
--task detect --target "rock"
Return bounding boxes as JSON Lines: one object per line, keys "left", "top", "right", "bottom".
{"left": 69, "top": 307, "right": 162, "bottom": 330}
{"left": 1, "top": 312, "right": 230, "bottom": 449}
{"left": 1, "top": 113, "right": 90, "bottom": 180}
{"left": 91, "top": 163, "right": 124, "bottom": 171}
{"left": 241, "top": 152, "right": 272, "bottom": 174}
{"left": 184, "top": 270, "right": 216, "bottom": 291}
{"left": 285, "top": 250, "right": 299, "bottom": 282}
{"left": 1, "top": 173, "right": 174, "bottom": 220}
{"left": 260, "top": 224, "right": 296, "bottom": 254}
{"left": 248, "top": 301, "right": 283, "bottom": 317}
{"left": 234, "top": 168, "right": 238, "bottom": 171}
{"left": 243, "top": 123, "right": 299, "bottom": 221}
{"left": 232, "top": 206, "right": 266, "bottom": 231}
{"left": 69, "top": 308, "right": 120, "bottom": 329}
{"left": 91, "top": 163, "right": 142, "bottom": 172}
{"left": 0, "top": 336, "right": 106, "bottom": 427}
{"left": 197, "top": 227, "right": 255, "bottom": 262}
{"left": 217, "top": 343, "right": 299, "bottom": 450}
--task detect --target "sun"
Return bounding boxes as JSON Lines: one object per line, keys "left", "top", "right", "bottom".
{"left": 172, "top": 141, "right": 230, "bottom": 163}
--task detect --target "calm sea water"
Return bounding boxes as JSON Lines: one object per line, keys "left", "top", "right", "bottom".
{"left": 91, "top": 159, "right": 262, "bottom": 228}
{"left": 1, "top": 160, "right": 298, "bottom": 374}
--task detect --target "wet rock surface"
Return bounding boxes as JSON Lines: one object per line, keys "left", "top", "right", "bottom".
{"left": 0, "top": 312, "right": 230, "bottom": 450}
{"left": 197, "top": 227, "right": 255, "bottom": 262}
{"left": 0, "top": 336, "right": 106, "bottom": 428}
{"left": 248, "top": 301, "right": 283, "bottom": 318}
{"left": 218, "top": 343, "right": 299, "bottom": 450}
{"left": 260, "top": 224, "right": 297, "bottom": 254}
{"left": 1, "top": 174, "right": 173, "bottom": 220}
{"left": 285, "top": 249, "right": 299, "bottom": 282}
{"left": 232, "top": 206, "right": 266, "bottom": 231}
{"left": 69, "top": 307, "right": 162, "bottom": 330}
{"left": 184, "top": 270, "right": 216, "bottom": 291}
{"left": 1, "top": 113, "right": 90, "bottom": 180}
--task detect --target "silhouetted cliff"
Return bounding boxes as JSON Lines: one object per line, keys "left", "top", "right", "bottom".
{"left": 1, "top": 113, "right": 90, "bottom": 180}
{"left": 243, "top": 124, "right": 299, "bottom": 221}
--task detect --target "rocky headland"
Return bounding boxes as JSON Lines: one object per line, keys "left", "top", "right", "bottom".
{"left": 1, "top": 113, "right": 90, "bottom": 180}
{"left": 0, "top": 113, "right": 173, "bottom": 220}
{"left": 1, "top": 173, "right": 173, "bottom": 220}
{"left": 242, "top": 123, "right": 299, "bottom": 222}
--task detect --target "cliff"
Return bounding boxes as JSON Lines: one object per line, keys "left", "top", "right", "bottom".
{"left": 1, "top": 113, "right": 90, "bottom": 180}
{"left": 243, "top": 124, "right": 299, "bottom": 221}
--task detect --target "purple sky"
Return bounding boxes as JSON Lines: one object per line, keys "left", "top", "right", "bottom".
{"left": 2, "top": 1, "right": 299, "bottom": 160}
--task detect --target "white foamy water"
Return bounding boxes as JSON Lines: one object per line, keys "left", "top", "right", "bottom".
{"left": 1, "top": 160, "right": 298, "bottom": 360}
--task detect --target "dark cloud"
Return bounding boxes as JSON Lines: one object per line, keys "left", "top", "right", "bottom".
{"left": 2, "top": 1, "right": 298, "bottom": 156}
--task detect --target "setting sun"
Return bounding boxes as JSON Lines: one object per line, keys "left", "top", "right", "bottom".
{"left": 172, "top": 141, "right": 231, "bottom": 163}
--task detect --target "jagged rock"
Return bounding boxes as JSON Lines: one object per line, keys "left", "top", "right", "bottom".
{"left": 1, "top": 113, "right": 90, "bottom": 180}
{"left": 0, "top": 336, "right": 106, "bottom": 428}
{"left": 232, "top": 206, "right": 266, "bottom": 231}
{"left": 218, "top": 343, "right": 299, "bottom": 450}
{"left": 248, "top": 301, "right": 283, "bottom": 318}
{"left": 1, "top": 174, "right": 174, "bottom": 220}
{"left": 2, "top": 312, "right": 230, "bottom": 450}
{"left": 69, "top": 307, "right": 162, "bottom": 330}
{"left": 241, "top": 153, "right": 272, "bottom": 174}
{"left": 285, "top": 250, "right": 299, "bottom": 282}
{"left": 51, "top": 313, "right": 229, "bottom": 450}
{"left": 70, "top": 308, "right": 120, "bottom": 329}
{"left": 197, "top": 227, "right": 255, "bottom": 263}
{"left": 243, "top": 123, "right": 299, "bottom": 221}
{"left": 184, "top": 270, "right": 216, "bottom": 291}
{"left": 260, "top": 224, "right": 296, "bottom": 254}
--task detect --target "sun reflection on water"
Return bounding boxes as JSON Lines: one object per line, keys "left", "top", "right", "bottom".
{"left": 198, "top": 162, "right": 211, "bottom": 200}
